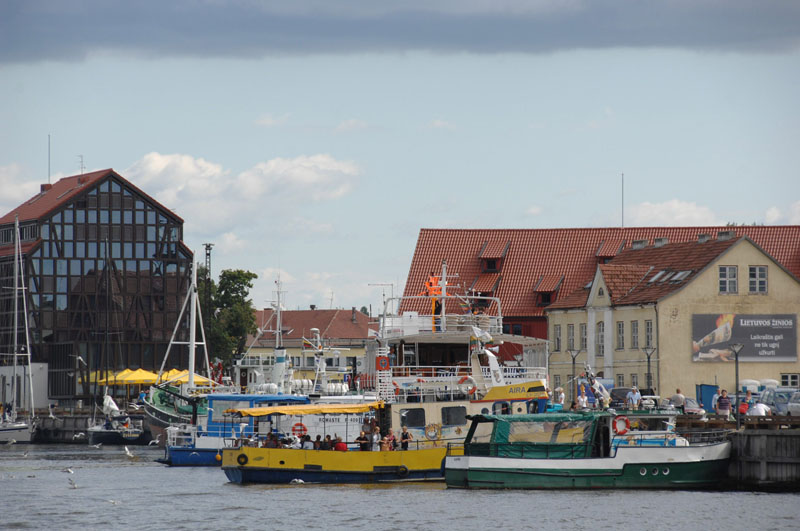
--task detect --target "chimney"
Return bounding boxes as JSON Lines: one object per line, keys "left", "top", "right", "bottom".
{"left": 352, "top": 307, "right": 357, "bottom": 323}
{"left": 717, "top": 230, "right": 736, "bottom": 241}
{"left": 698, "top": 233, "right": 711, "bottom": 243}
{"left": 632, "top": 239, "right": 648, "bottom": 250}
{"left": 654, "top": 237, "right": 668, "bottom": 248}
{"left": 40, "top": 184, "right": 52, "bottom": 192}
{"left": 310, "top": 304, "right": 316, "bottom": 310}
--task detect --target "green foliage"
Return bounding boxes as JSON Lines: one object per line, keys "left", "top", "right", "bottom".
{"left": 200, "top": 267, "right": 258, "bottom": 365}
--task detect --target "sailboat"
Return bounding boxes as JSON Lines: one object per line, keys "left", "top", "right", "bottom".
{"left": 0, "top": 216, "right": 36, "bottom": 443}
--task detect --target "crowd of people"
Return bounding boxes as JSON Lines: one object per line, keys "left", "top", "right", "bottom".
{"left": 246, "top": 422, "right": 416, "bottom": 452}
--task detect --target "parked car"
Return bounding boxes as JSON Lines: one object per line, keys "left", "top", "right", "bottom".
{"left": 787, "top": 392, "right": 800, "bottom": 416}
{"left": 608, "top": 387, "right": 655, "bottom": 409}
{"left": 758, "top": 387, "right": 798, "bottom": 415}
{"left": 683, "top": 397, "right": 705, "bottom": 415}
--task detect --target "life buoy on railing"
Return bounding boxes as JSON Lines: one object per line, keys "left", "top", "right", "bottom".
{"left": 613, "top": 416, "right": 630, "bottom": 435}
{"left": 397, "top": 465, "right": 409, "bottom": 478}
{"left": 237, "top": 453, "right": 248, "bottom": 466}
{"left": 457, "top": 376, "right": 477, "bottom": 395}
{"left": 392, "top": 381, "right": 400, "bottom": 396}
{"left": 292, "top": 423, "right": 308, "bottom": 437}
{"left": 377, "top": 356, "right": 390, "bottom": 371}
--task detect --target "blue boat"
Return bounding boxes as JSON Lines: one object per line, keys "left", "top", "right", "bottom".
{"left": 160, "top": 393, "right": 310, "bottom": 466}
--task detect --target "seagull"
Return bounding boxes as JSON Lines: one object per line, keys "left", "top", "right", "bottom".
{"left": 68, "top": 478, "right": 78, "bottom": 489}
{"left": 73, "top": 432, "right": 86, "bottom": 440}
{"left": 128, "top": 403, "right": 142, "bottom": 411}
{"left": 107, "top": 499, "right": 120, "bottom": 505}
{"left": 124, "top": 446, "right": 134, "bottom": 458}
{"left": 70, "top": 354, "right": 88, "bottom": 367}
{"left": 21, "top": 451, "right": 29, "bottom": 458}
{"left": 62, "top": 468, "right": 74, "bottom": 474}
{"left": 289, "top": 478, "right": 305, "bottom": 484}
{"left": 5, "top": 439, "right": 16, "bottom": 445}
{"left": 148, "top": 435, "right": 161, "bottom": 446}
{"left": 90, "top": 442, "right": 102, "bottom": 449}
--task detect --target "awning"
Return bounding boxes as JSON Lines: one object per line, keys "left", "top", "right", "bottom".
{"left": 119, "top": 368, "right": 158, "bottom": 385}
{"left": 97, "top": 369, "right": 133, "bottom": 386}
{"left": 162, "top": 370, "right": 213, "bottom": 385}
{"left": 228, "top": 400, "right": 385, "bottom": 417}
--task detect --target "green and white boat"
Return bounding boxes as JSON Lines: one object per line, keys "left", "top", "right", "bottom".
{"left": 445, "top": 410, "right": 731, "bottom": 489}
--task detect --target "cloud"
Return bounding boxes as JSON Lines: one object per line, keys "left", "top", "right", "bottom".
{"left": 3, "top": 1, "right": 799, "bottom": 64}
{"left": 0, "top": 164, "right": 40, "bottom": 215}
{"left": 765, "top": 206, "right": 782, "bottom": 224}
{"left": 765, "top": 201, "right": 800, "bottom": 224}
{"left": 789, "top": 202, "right": 800, "bottom": 224}
{"left": 429, "top": 119, "right": 456, "bottom": 130}
{"left": 627, "top": 199, "right": 721, "bottom": 226}
{"left": 236, "top": 154, "right": 359, "bottom": 201}
{"left": 255, "top": 113, "right": 290, "bottom": 127}
{"left": 526, "top": 205, "right": 543, "bottom": 216}
{"left": 335, "top": 119, "right": 368, "bottom": 132}
{"left": 218, "top": 232, "right": 248, "bottom": 253}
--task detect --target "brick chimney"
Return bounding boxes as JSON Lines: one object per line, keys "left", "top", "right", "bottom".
{"left": 40, "top": 184, "right": 52, "bottom": 192}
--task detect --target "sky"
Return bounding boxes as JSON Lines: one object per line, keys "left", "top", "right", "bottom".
{"left": 2, "top": 1, "right": 799, "bottom": 315}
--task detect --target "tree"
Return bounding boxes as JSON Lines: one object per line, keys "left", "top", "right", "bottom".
{"left": 203, "top": 269, "right": 258, "bottom": 365}
{"left": 360, "top": 306, "right": 369, "bottom": 316}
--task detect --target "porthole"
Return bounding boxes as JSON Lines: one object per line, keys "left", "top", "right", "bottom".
{"left": 481, "top": 408, "right": 490, "bottom": 415}
{"left": 639, "top": 468, "right": 647, "bottom": 476}
{"left": 651, "top": 468, "right": 659, "bottom": 476}
{"left": 662, "top": 468, "right": 670, "bottom": 475}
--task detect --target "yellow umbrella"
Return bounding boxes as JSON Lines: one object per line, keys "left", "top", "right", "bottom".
{"left": 97, "top": 369, "right": 133, "bottom": 386}
{"left": 156, "top": 368, "right": 184, "bottom": 384}
{"left": 119, "top": 368, "right": 158, "bottom": 385}
{"left": 170, "top": 370, "right": 213, "bottom": 385}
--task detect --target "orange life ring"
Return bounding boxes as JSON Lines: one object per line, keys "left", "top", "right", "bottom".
{"left": 457, "top": 375, "right": 477, "bottom": 395}
{"left": 291, "top": 423, "right": 308, "bottom": 437}
{"left": 392, "top": 381, "right": 400, "bottom": 395}
{"left": 613, "top": 416, "right": 630, "bottom": 435}
{"left": 377, "top": 356, "right": 390, "bottom": 371}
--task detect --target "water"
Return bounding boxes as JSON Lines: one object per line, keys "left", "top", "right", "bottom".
{"left": 1, "top": 444, "right": 798, "bottom": 530}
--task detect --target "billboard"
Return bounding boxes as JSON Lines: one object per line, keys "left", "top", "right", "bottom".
{"left": 691, "top": 313, "right": 797, "bottom": 362}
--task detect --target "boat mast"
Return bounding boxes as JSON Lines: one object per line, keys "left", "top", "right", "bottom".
{"left": 16, "top": 217, "right": 34, "bottom": 420}
{"left": 10, "top": 217, "right": 19, "bottom": 420}
{"left": 188, "top": 263, "right": 197, "bottom": 388}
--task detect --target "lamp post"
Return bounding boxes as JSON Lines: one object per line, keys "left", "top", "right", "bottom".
{"left": 567, "top": 349, "right": 581, "bottom": 403}
{"left": 642, "top": 347, "right": 656, "bottom": 391}
{"left": 729, "top": 342, "right": 744, "bottom": 430}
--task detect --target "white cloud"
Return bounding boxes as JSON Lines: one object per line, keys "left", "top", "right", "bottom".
{"left": 236, "top": 154, "right": 359, "bottom": 201}
{"left": 335, "top": 119, "right": 368, "bottom": 132}
{"left": 627, "top": 199, "right": 721, "bottom": 226}
{"left": 0, "top": 164, "right": 40, "bottom": 215}
{"left": 218, "top": 232, "right": 248, "bottom": 253}
{"left": 255, "top": 113, "right": 290, "bottom": 127}
{"left": 279, "top": 216, "right": 334, "bottom": 236}
{"left": 429, "top": 119, "right": 456, "bottom": 130}
{"left": 765, "top": 206, "right": 782, "bottom": 224}
{"left": 527, "top": 205, "right": 543, "bottom": 216}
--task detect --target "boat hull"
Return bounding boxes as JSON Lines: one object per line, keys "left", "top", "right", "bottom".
{"left": 445, "top": 442, "right": 731, "bottom": 489}
{"left": 222, "top": 447, "right": 449, "bottom": 485}
{"left": 0, "top": 422, "right": 33, "bottom": 443}
{"left": 161, "top": 446, "right": 222, "bottom": 466}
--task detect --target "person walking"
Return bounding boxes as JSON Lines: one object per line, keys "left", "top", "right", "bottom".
{"left": 716, "top": 389, "right": 732, "bottom": 419}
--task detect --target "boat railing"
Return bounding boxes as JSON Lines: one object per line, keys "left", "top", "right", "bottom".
{"left": 611, "top": 429, "right": 730, "bottom": 450}
{"left": 463, "top": 441, "right": 593, "bottom": 459}
{"left": 379, "top": 295, "right": 503, "bottom": 339}
{"left": 676, "top": 429, "right": 732, "bottom": 445}
{"left": 165, "top": 425, "right": 197, "bottom": 448}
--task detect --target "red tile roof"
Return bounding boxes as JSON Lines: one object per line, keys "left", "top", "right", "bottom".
{"left": 596, "top": 238, "right": 626, "bottom": 258}
{"left": 471, "top": 273, "right": 501, "bottom": 292}
{"left": 402, "top": 227, "right": 800, "bottom": 317}
{"left": 0, "top": 169, "right": 184, "bottom": 226}
{"left": 247, "top": 308, "right": 372, "bottom": 347}
{"left": 479, "top": 240, "right": 510, "bottom": 259}
{"left": 598, "top": 264, "right": 652, "bottom": 303}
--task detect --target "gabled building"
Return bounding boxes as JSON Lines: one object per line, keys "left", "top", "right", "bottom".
{"left": 545, "top": 236, "right": 800, "bottom": 400}
{"left": 401, "top": 227, "right": 800, "bottom": 364}
{"left": 0, "top": 170, "right": 193, "bottom": 403}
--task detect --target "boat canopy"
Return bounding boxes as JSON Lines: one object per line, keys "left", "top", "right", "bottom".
{"left": 227, "top": 400, "right": 385, "bottom": 417}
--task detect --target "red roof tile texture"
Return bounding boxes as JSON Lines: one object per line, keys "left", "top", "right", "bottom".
{"left": 247, "top": 308, "right": 372, "bottom": 346}
{"left": 534, "top": 274, "right": 564, "bottom": 292}
{"left": 479, "top": 240, "right": 509, "bottom": 259}
{"left": 402, "top": 227, "right": 800, "bottom": 317}
{"left": 471, "top": 273, "right": 501, "bottom": 292}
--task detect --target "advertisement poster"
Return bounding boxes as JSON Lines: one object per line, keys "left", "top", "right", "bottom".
{"left": 691, "top": 313, "right": 797, "bottom": 362}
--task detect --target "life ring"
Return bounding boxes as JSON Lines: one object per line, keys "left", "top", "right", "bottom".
{"left": 392, "top": 381, "right": 400, "bottom": 396}
{"left": 237, "top": 453, "right": 248, "bottom": 466}
{"left": 457, "top": 376, "right": 477, "bottom": 395}
{"left": 292, "top": 423, "right": 308, "bottom": 437}
{"left": 613, "top": 416, "right": 630, "bottom": 435}
{"left": 424, "top": 423, "right": 441, "bottom": 441}
{"left": 397, "top": 465, "right": 409, "bottom": 478}
{"left": 377, "top": 356, "right": 390, "bottom": 371}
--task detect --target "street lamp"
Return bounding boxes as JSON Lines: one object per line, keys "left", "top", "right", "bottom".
{"left": 642, "top": 347, "right": 656, "bottom": 391}
{"left": 729, "top": 342, "right": 744, "bottom": 429}
{"left": 567, "top": 349, "right": 581, "bottom": 403}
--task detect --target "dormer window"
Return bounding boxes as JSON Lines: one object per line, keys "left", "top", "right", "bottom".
{"left": 598, "top": 287, "right": 605, "bottom": 296}
{"left": 483, "top": 259, "right": 498, "bottom": 272}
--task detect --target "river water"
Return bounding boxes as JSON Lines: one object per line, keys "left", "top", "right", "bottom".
{"left": 1, "top": 444, "right": 798, "bottom": 530}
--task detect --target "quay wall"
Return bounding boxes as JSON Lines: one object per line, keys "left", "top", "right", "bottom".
{"left": 730, "top": 429, "right": 800, "bottom": 490}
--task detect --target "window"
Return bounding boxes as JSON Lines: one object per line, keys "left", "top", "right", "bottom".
{"left": 644, "top": 320, "right": 653, "bottom": 348}
{"left": 512, "top": 324, "right": 522, "bottom": 335}
{"left": 400, "top": 408, "right": 425, "bottom": 427}
{"left": 617, "top": 374, "right": 624, "bottom": 387}
{"left": 781, "top": 374, "right": 799, "bottom": 387}
{"left": 598, "top": 287, "right": 604, "bottom": 296}
{"left": 441, "top": 406, "right": 466, "bottom": 426}
{"left": 719, "top": 265, "right": 737, "bottom": 293}
{"left": 630, "top": 320, "right": 639, "bottom": 349}
{"left": 539, "top": 292, "right": 552, "bottom": 306}
{"left": 616, "top": 321, "right": 624, "bottom": 350}
{"left": 580, "top": 323, "right": 587, "bottom": 350}
{"left": 553, "top": 375, "right": 561, "bottom": 389}
{"left": 484, "top": 259, "right": 498, "bottom": 272}
{"left": 553, "top": 325, "right": 561, "bottom": 351}
{"left": 749, "top": 266, "right": 767, "bottom": 294}
{"left": 492, "top": 402, "right": 510, "bottom": 415}
{"left": 567, "top": 324, "right": 575, "bottom": 350}
{"left": 630, "top": 374, "right": 639, "bottom": 387}
{"left": 596, "top": 322, "right": 604, "bottom": 356}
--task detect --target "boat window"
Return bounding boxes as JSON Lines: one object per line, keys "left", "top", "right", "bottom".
{"left": 209, "top": 400, "right": 252, "bottom": 422}
{"left": 441, "top": 406, "right": 467, "bottom": 426}
{"left": 400, "top": 408, "right": 425, "bottom": 428}
{"left": 492, "top": 401, "right": 510, "bottom": 415}
{"left": 502, "top": 420, "right": 594, "bottom": 444}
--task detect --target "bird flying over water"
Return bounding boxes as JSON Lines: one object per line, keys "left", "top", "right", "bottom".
{"left": 124, "top": 446, "right": 134, "bottom": 458}
{"left": 62, "top": 468, "right": 74, "bottom": 474}
{"left": 5, "top": 439, "right": 16, "bottom": 445}
{"left": 73, "top": 432, "right": 86, "bottom": 440}
{"left": 148, "top": 434, "right": 161, "bottom": 446}
{"left": 90, "top": 442, "right": 102, "bottom": 449}
{"left": 68, "top": 478, "right": 78, "bottom": 489}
